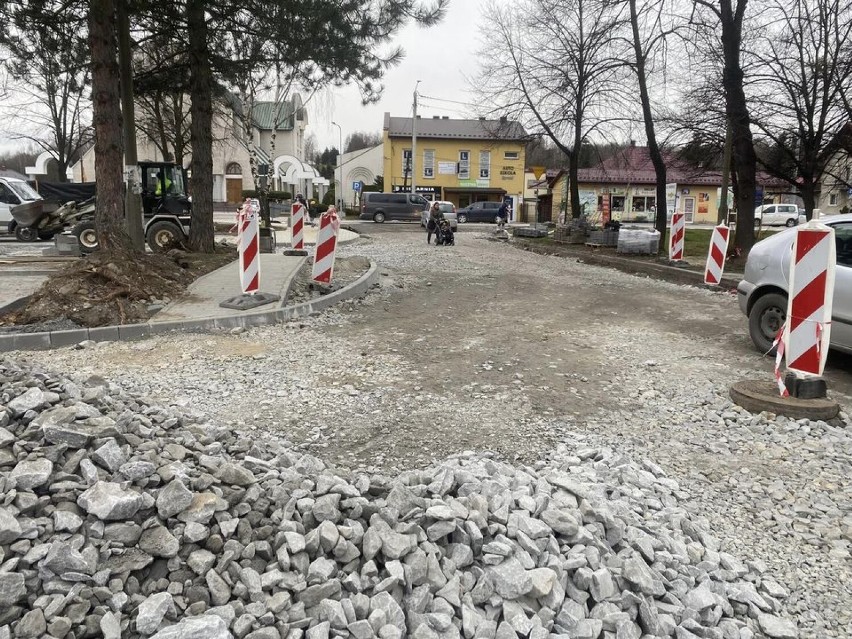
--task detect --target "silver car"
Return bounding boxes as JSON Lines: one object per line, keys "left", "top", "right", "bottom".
{"left": 738, "top": 214, "right": 852, "bottom": 354}
{"left": 420, "top": 201, "right": 458, "bottom": 230}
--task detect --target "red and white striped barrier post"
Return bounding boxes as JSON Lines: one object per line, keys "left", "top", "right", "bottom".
{"left": 239, "top": 198, "right": 261, "bottom": 294}
{"left": 783, "top": 222, "right": 835, "bottom": 387}
{"left": 703, "top": 224, "right": 730, "bottom": 285}
{"left": 312, "top": 206, "right": 341, "bottom": 284}
{"left": 669, "top": 212, "right": 685, "bottom": 261}
{"left": 291, "top": 202, "right": 305, "bottom": 250}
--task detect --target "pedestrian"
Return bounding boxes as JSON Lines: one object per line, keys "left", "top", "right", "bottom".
{"left": 497, "top": 200, "right": 510, "bottom": 229}
{"left": 426, "top": 201, "right": 444, "bottom": 245}
{"left": 295, "top": 193, "right": 313, "bottom": 226}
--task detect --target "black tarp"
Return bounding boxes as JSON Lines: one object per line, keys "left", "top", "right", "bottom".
{"left": 37, "top": 181, "right": 97, "bottom": 203}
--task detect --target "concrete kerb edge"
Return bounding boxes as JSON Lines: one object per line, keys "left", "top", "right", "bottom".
{"left": 0, "top": 260, "right": 380, "bottom": 353}
{"left": 512, "top": 238, "right": 741, "bottom": 290}
{"left": 278, "top": 255, "right": 309, "bottom": 308}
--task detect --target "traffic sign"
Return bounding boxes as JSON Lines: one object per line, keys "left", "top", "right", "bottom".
{"left": 352, "top": 181, "right": 362, "bottom": 192}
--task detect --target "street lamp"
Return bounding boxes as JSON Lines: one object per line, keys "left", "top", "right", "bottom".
{"left": 331, "top": 121, "right": 343, "bottom": 211}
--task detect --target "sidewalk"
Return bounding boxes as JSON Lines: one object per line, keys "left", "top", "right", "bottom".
{"left": 152, "top": 254, "right": 305, "bottom": 322}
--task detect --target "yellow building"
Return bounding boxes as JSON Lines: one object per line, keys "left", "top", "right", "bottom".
{"left": 382, "top": 113, "right": 527, "bottom": 216}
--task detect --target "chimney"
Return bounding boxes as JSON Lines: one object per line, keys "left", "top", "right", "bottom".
{"left": 630, "top": 140, "right": 636, "bottom": 146}
{"left": 416, "top": 115, "right": 421, "bottom": 119}
{"left": 479, "top": 116, "right": 486, "bottom": 121}
{"left": 500, "top": 116, "right": 507, "bottom": 123}
{"left": 433, "top": 115, "right": 439, "bottom": 119}
{"left": 442, "top": 116, "right": 449, "bottom": 120}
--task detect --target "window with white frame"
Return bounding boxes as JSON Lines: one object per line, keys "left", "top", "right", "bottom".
{"left": 479, "top": 151, "right": 491, "bottom": 179}
{"left": 423, "top": 149, "right": 435, "bottom": 178}
{"left": 830, "top": 193, "right": 838, "bottom": 206}
{"left": 504, "top": 151, "right": 519, "bottom": 160}
{"left": 458, "top": 151, "right": 470, "bottom": 180}
{"left": 402, "top": 149, "right": 412, "bottom": 176}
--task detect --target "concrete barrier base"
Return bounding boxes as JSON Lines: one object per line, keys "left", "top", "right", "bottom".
{"left": 729, "top": 379, "right": 840, "bottom": 421}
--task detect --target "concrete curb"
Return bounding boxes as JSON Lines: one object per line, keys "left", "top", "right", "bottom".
{"left": 0, "top": 261, "right": 380, "bottom": 353}
{"left": 512, "top": 238, "right": 742, "bottom": 290}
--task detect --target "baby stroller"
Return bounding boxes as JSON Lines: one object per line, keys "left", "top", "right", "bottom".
{"left": 435, "top": 219, "right": 455, "bottom": 246}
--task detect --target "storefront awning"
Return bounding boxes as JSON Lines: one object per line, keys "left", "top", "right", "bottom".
{"left": 443, "top": 187, "right": 507, "bottom": 194}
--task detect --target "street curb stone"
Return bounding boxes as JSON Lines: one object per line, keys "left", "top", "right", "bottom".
{"left": 0, "top": 260, "right": 379, "bottom": 353}
{"left": 513, "top": 238, "right": 742, "bottom": 289}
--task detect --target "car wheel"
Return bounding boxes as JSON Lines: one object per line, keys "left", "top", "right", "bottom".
{"left": 748, "top": 292, "right": 787, "bottom": 353}
{"left": 785, "top": 218, "right": 796, "bottom": 227}
{"left": 38, "top": 231, "right": 56, "bottom": 241}
{"left": 15, "top": 225, "right": 38, "bottom": 242}
{"left": 457, "top": 214, "right": 467, "bottom": 224}
{"left": 373, "top": 212, "right": 385, "bottom": 223}
{"left": 72, "top": 220, "right": 99, "bottom": 253}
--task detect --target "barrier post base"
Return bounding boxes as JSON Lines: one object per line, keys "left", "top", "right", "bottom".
{"left": 219, "top": 292, "right": 281, "bottom": 311}
{"left": 784, "top": 373, "right": 828, "bottom": 399}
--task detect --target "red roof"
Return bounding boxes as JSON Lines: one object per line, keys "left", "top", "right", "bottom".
{"left": 574, "top": 146, "right": 786, "bottom": 188}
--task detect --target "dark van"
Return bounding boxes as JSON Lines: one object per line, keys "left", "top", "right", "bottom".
{"left": 456, "top": 201, "right": 505, "bottom": 224}
{"left": 360, "top": 192, "right": 430, "bottom": 223}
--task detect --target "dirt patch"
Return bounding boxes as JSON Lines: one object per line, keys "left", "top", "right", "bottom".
{"left": 285, "top": 255, "right": 371, "bottom": 305}
{"left": 0, "top": 246, "right": 235, "bottom": 329}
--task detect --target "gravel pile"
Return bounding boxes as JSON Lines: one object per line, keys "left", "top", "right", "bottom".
{"left": 0, "top": 358, "right": 801, "bottom": 639}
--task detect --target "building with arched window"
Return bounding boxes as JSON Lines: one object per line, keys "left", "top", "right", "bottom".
{"left": 72, "top": 93, "right": 325, "bottom": 204}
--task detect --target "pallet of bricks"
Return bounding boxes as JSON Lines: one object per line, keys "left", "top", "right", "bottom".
{"left": 617, "top": 228, "right": 661, "bottom": 254}
{"left": 565, "top": 218, "right": 590, "bottom": 244}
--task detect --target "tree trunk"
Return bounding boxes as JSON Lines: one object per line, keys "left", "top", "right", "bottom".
{"left": 800, "top": 182, "right": 816, "bottom": 220}
{"left": 87, "top": 0, "right": 131, "bottom": 251}
{"left": 628, "top": 0, "right": 667, "bottom": 241}
{"left": 720, "top": 0, "right": 757, "bottom": 253}
{"left": 569, "top": 106, "right": 583, "bottom": 219}
{"left": 187, "top": 0, "right": 215, "bottom": 252}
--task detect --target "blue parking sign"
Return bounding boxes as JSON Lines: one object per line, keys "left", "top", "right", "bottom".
{"left": 352, "top": 181, "right": 362, "bottom": 192}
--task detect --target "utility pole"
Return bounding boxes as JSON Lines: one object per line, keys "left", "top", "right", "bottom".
{"left": 718, "top": 117, "right": 733, "bottom": 225}
{"left": 411, "top": 81, "right": 420, "bottom": 195}
{"left": 117, "top": 0, "right": 144, "bottom": 251}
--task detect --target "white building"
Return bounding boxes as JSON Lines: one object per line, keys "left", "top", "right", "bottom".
{"left": 335, "top": 144, "right": 383, "bottom": 210}
{"left": 72, "top": 93, "right": 329, "bottom": 203}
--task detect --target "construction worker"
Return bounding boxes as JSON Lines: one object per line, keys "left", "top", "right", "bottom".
{"left": 155, "top": 171, "right": 172, "bottom": 196}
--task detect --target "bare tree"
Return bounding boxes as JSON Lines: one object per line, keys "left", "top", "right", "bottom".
{"left": 0, "top": 2, "right": 92, "bottom": 182}
{"left": 625, "top": 0, "right": 680, "bottom": 237}
{"left": 747, "top": 0, "right": 852, "bottom": 218}
{"left": 304, "top": 132, "right": 319, "bottom": 164}
{"left": 345, "top": 131, "right": 382, "bottom": 153}
{"left": 691, "top": 0, "right": 759, "bottom": 253}
{"left": 478, "top": 0, "right": 630, "bottom": 220}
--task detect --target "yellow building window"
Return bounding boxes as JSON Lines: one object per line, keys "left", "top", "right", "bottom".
{"left": 423, "top": 150, "right": 435, "bottom": 179}
{"left": 458, "top": 151, "right": 470, "bottom": 180}
{"left": 479, "top": 151, "right": 491, "bottom": 179}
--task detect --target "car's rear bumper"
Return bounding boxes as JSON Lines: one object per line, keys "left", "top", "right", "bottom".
{"left": 737, "top": 279, "right": 755, "bottom": 316}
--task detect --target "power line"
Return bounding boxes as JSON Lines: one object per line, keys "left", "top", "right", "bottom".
{"left": 419, "top": 94, "right": 478, "bottom": 108}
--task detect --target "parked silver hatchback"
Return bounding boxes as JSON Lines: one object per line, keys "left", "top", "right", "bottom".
{"left": 738, "top": 214, "right": 852, "bottom": 354}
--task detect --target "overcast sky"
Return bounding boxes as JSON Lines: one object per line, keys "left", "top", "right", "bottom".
{"left": 307, "top": 0, "right": 488, "bottom": 152}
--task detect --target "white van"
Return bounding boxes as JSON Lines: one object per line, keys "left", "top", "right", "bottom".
{"left": 754, "top": 203, "right": 806, "bottom": 227}
{"left": 0, "top": 177, "right": 43, "bottom": 232}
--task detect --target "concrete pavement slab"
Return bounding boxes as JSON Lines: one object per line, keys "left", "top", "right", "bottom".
{"left": 152, "top": 254, "right": 305, "bottom": 322}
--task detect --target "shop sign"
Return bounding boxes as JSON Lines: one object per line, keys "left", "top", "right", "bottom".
{"left": 392, "top": 185, "right": 441, "bottom": 196}
{"left": 500, "top": 165, "right": 516, "bottom": 179}
{"left": 438, "top": 162, "right": 456, "bottom": 175}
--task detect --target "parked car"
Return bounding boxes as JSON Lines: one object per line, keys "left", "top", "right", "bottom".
{"left": 738, "top": 214, "right": 852, "bottom": 353}
{"left": 456, "top": 201, "right": 505, "bottom": 224}
{"left": 0, "top": 177, "right": 43, "bottom": 237}
{"left": 359, "top": 192, "right": 429, "bottom": 223}
{"left": 754, "top": 203, "right": 806, "bottom": 227}
{"left": 419, "top": 201, "right": 458, "bottom": 230}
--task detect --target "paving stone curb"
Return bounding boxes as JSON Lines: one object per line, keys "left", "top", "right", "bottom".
{"left": 0, "top": 261, "right": 379, "bottom": 353}
{"left": 512, "top": 238, "right": 743, "bottom": 290}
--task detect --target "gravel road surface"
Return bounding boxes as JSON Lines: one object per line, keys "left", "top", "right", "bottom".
{"left": 10, "top": 225, "right": 852, "bottom": 638}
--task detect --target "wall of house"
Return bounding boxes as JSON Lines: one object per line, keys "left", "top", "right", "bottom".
{"left": 72, "top": 109, "right": 303, "bottom": 204}
{"left": 382, "top": 133, "right": 526, "bottom": 215}
{"left": 337, "top": 145, "right": 384, "bottom": 208}
{"left": 817, "top": 151, "right": 851, "bottom": 214}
